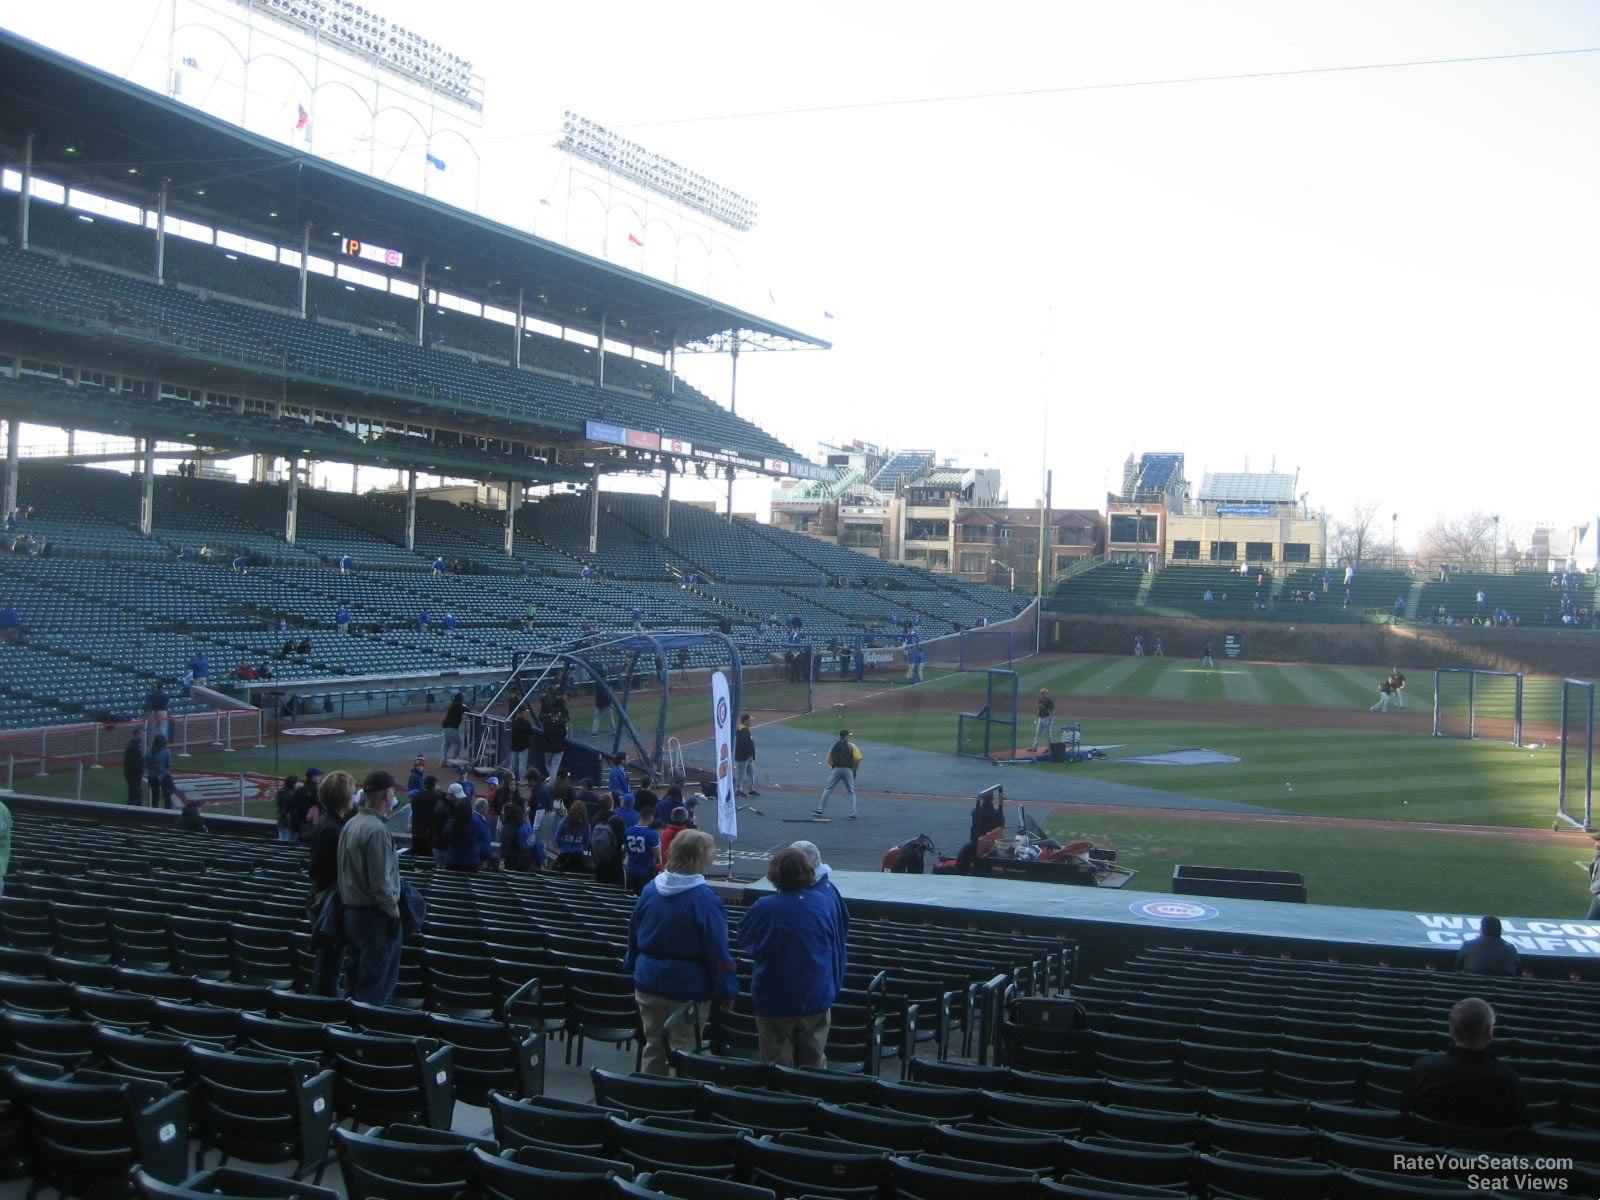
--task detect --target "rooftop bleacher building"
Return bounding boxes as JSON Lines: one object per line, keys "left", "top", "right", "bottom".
{"left": 770, "top": 439, "right": 1102, "bottom": 588}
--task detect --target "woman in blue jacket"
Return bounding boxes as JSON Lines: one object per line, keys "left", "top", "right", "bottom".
{"left": 444, "top": 795, "right": 492, "bottom": 871}
{"left": 623, "top": 829, "right": 737, "bottom": 1074}
{"left": 552, "top": 798, "right": 591, "bottom": 873}
{"left": 738, "top": 847, "right": 842, "bottom": 1068}
{"left": 501, "top": 802, "right": 545, "bottom": 872}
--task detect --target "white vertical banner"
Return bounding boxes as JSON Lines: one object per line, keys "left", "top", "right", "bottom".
{"left": 711, "top": 670, "right": 736, "bottom": 838}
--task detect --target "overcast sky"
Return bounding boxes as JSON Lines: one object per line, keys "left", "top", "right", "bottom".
{"left": 4, "top": 0, "right": 1598, "bottom": 543}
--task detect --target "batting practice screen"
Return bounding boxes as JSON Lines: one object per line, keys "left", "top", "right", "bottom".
{"left": 1433, "top": 667, "right": 1523, "bottom": 746}
{"left": 956, "top": 668, "right": 1019, "bottom": 762}
{"left": 1559, "top": 678, "right": 1596, "bottom": 831}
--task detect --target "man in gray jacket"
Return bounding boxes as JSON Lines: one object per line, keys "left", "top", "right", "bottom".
{"left": 338, "top": 770, "right": 402, "bottom": 1005}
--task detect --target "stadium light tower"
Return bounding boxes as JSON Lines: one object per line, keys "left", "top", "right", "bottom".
{"left": 990, "top": 559, "right": 1016, "bottom": 593}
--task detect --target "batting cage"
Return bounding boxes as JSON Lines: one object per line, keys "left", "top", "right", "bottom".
{"left": 1558, "top": 678, "right": 1596, "bottom": 831}
{"left": 955, "top": 668, "right": 1019, "bottom": 763}
{"left": 1433, "top": 667, "right": 1523, "bottom": 745}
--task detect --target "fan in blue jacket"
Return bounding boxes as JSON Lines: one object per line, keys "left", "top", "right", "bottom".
{"left": 737, "top": 848, "right": 842, "bottom": 1068}
{"left": 790, "top": 839, "right": 848, "bottom": 990}
{"left": 623, "top": 829, "right": 737, "bottom": 1074}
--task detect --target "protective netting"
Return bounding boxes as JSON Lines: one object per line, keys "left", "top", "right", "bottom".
{"left": 1559, "top": 679, "right": 1595, "bottom": 830}
{"left": 1433, "top": 668, "right": 1521, "bottom": 744}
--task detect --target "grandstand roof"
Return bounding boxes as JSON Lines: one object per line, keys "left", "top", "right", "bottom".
{"left": 1197, "top": 472, "right": 1298, "bottom": 503}
{"left": 0, "top": 28, "right": 829, "bottom": 356}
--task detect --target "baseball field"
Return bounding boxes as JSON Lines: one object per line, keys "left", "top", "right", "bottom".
{"left": 780, "top": 653, "right": 1595, "bottom": 917}
{"left": 17, "top": 651, "right": 1592, "bottom": 917}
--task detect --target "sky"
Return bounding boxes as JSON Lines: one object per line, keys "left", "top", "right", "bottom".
{"left": 3, "top": 0, "right": 1599, "bottom": 545}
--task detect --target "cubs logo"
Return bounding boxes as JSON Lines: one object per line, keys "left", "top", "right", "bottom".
{"left": 1129, "top": 899, "right": 1219, "bottom": 922}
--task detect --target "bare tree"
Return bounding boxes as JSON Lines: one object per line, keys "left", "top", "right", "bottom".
{"left": 1418, "top": 512, "right": 1497, "bottom": 564}
{"left": 1330, "top": 501, "right": 1385, "bottom": 566}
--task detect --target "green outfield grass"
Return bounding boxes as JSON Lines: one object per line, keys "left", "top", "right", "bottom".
{"left": 795, "top": 653, "right": 1595, "bottom": 914}
{"left": 1034, "top": 811, "right": 1593, "bottom": 915}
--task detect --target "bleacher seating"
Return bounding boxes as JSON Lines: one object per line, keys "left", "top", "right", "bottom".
{"left": 1048, "top": 561, "right": 1463, "bottom": 626}
{"left": 870, "top": 451, "right": 936, "bottom": 490}
{"left": 1146, "top": 564, "right": 1275, "bottom": 617}
{"left": 1052, "top": 562, "right": 1146, "bottom": 612}
{"left": 1281, "top": 566, "right": 1415, "bottom": 623}
{"left": 1417, "top": 570, "right": 1598, "bottom": 628}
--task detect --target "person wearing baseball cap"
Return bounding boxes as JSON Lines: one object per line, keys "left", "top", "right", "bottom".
{"left": 337, "top": 768, "right": 401, "bottom": 1005}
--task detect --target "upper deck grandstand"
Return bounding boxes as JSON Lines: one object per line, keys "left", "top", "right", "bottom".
{"left": 0, "top": 29, "right": 1019, "bottom": 730}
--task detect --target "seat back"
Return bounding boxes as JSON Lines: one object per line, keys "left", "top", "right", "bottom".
{"left": 8, "top": 1066, "right": 190, "bottom": 1195}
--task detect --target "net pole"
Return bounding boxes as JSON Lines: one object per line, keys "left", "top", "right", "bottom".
{"left": 1515, "top": 673, "right": 1524, "bottom": 747}
{"left": 1468, "top": 672, "right": 1476, "bottom": 741}
{"left": 1561, "top": 682, "right": 1571, "bottom": 822}
{"left": 1580, "top": 681, "right": 1593, "bottom": 832}
{"left": 1432, "top": 669, "right": 1441, "bottom": 737}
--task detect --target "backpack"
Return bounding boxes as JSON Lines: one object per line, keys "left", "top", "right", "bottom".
{"left": 590, "top": 821, "right": 616, "bottom": 865}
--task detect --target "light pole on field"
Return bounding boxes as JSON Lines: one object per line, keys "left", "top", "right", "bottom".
{"left": 1493, "top": 513, "right": 1500, "bottom": 575}
{"left": 991, "top": 558, "right": 1016, "bottom": 592}
{"left": 1392, "top": 513, "right": 1398, "bottom": 570}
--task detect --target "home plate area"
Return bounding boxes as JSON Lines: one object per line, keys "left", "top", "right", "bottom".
{"left": 170, "top": 771, "right": 279, "bottom": 807}
{"left": 1117, "top": 749, "right": 1241, "bottom": 766}
{"left": 1120, "top": 752, "right": 1241, "bottom": 771}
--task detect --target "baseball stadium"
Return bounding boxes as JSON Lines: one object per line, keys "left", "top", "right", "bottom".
{"left": 2, "top": 11, "right": 1600, "bottom": 1199}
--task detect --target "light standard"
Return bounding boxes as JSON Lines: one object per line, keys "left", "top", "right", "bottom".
{"left": 1134, "top": 506, "right": 1144, "bottom": 572}
{"left": 1392, "top": 513, "right": 1398, "bottom": 570}
{"left": 991, "top": 559, "right": 1016, "bottom": 592}
{"left": 1493, "top": 514, "right": 1500, "bottom": 575}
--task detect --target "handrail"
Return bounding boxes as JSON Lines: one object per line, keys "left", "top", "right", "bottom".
{"left": 1053, "top": 553, "right": 1109, "bottom": 585}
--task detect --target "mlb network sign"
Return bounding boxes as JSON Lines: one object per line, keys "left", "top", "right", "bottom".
{"left": 1416, "top": 913, "right": 1600, "bottom": 955}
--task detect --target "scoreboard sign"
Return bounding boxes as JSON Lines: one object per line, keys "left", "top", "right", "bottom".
{"left": 1224, "top": 633, "right": 1243, "bottom": 659}
{"left": 339, "top": 238, "right": 404, "bottom": 269}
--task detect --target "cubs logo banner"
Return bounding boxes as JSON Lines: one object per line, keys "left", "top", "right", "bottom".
{"left": 711, "top": 671, "right": 736, "bottom": 838}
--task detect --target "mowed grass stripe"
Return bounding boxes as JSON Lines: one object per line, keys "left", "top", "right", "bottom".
{"left": 1013, "top": 655, "right": 1460, "bottom": 713}
{"left": 1109, "top": 658, "right": 1175, "bottom": 700}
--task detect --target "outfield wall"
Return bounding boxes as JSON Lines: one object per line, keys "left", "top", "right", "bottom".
{"left": 1044, "top": 612, "right": 1600, "bottom": 677}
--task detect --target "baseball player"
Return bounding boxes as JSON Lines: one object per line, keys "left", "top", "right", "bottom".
{"left": 1387, "top": 667, "right": 1406, "bottom": 709}
{"left": 1030, "top": 689, "right": 1055, "bottom": 751}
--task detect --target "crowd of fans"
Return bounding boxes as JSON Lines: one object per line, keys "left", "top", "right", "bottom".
{"left": 274, "top": 749, "right": 853, "bottom": 1071}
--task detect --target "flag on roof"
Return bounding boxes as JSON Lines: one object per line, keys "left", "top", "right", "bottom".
{"left": 823, "top": 311, "right": 834, "bottom": 319}
{"left": 426, "top": 152, "right": 447, "bottom": 171}
{"left": 181, "top": 56, "right": 199, "bottom": 69}
{"left": 295, "top": 104, "right": 310, "bottom": 130}
{"left": 627, "top": 233, "right": 643, "bottom": 247}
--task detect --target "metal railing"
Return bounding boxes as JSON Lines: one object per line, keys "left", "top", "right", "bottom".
{"left": 1052, "top": 553, "right": 1109, "bottom": 585}
{"left": 0, "top": 709, "right": 265, "bottom": 778}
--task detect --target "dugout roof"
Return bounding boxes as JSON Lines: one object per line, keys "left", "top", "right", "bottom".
{"left": 0, "top": 28, "right": 830, "bottom": 356}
